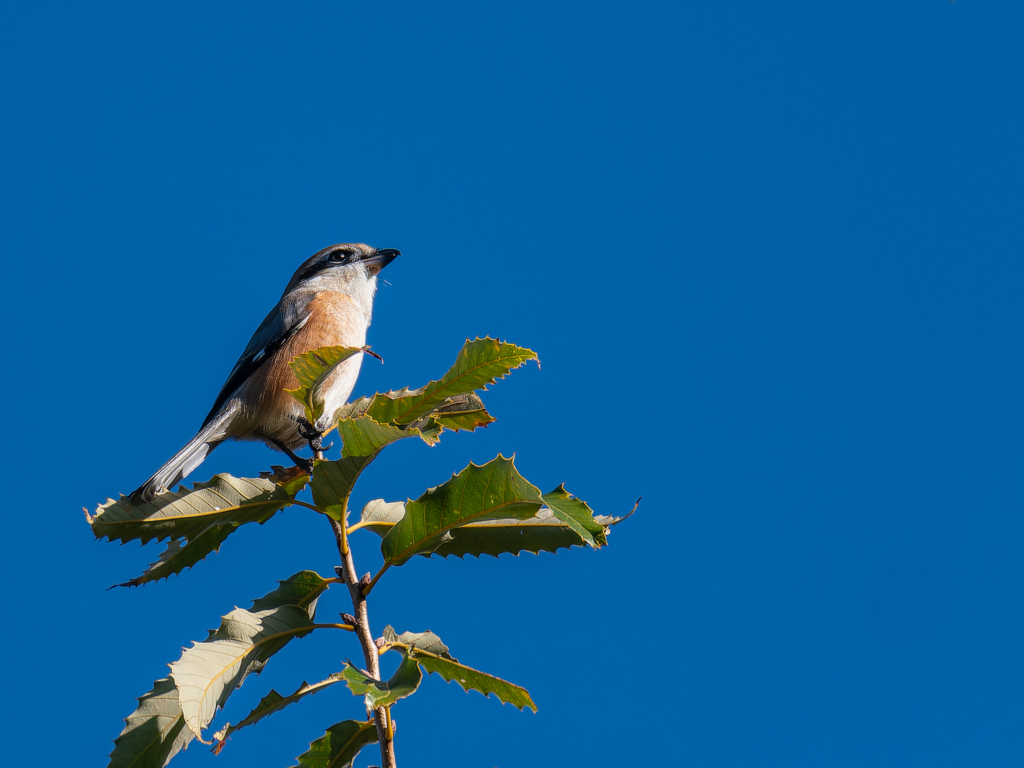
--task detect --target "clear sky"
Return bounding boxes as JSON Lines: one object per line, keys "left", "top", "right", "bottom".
{"left": 2, "top": 2, "right": 1023, "bottom": 766}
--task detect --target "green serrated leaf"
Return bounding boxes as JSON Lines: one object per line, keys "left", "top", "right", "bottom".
{"left": 116, "top": 534, "right": 223, "bottom": 589}
{"left": 338, "top": 415, "right": 413, "bottom": 458}
{"left": 540, "top": 483, "right": 607, "bottom": 548}
{"left": 310, "top": 398, "right": 492, "bottom": 522}
{"left": 362, "top": 501, "right": 614, "bottom": 559}
{"left": 212, "top": 674, "right": 345, "bottom": 749}
{"left": 168, "top": 571, "right": 330, "bottom": 741}
{"left": 414, "top": 651, "right": 536, "bottom": 712}
{"left": 108, "top": 678, "right": 193, "bottom": 768}
{"left": 309, "top": 415, "right": 411, "bottom": 522}
{"left": 286, "top": 345, "right": 366, "bottom": 427}
{"left": 340, "top": 655, "right": 423, "bottom": 709}
{"left": 433, "top": 401, "right": 496, "bottom": 432}
{"left": 310, "top": 457, "right": 373, "bottom": 523}
{"left": 90, "top": 469, "right": 308, "bottom": 586}
{"left": 358, "top": 499, "right": 406, "bottom": 533}
{"left": 90, "top": 471, "right": 307, "bottom": 545}
{"left": 427, "top": 509, "right": 598, "bottom": 559}
{"left": 334, "top": 388, "right": 407, "bottom": 422}
{"left": 380, "top": 455, "right": 543, "bottom": 567}
{"left": 345, "top": 391, "right": 495, "bottom": 434}
{"left": 291, "top": 720, "right": 377, "bottom": 768}
{"left": 249, "top": 570, "right": 331, "bottom": 612}
{"left": 362, "top": 337, "right": 536, "bottom": 426}
{"left": 385, "top": 629, "right": 537, "bottom": 712}
{"left": 381, "top": 626, "right": 450, "bottom": 656}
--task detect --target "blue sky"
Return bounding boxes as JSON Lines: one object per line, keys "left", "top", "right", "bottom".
{"left": 2, "top": 2, "right": 1023, "bottom": 766}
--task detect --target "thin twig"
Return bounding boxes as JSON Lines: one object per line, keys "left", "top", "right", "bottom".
{"left": 328, "top": 517, "right": 397, "bottom": 768}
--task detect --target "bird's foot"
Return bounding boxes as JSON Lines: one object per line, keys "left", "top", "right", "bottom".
{"left": 270, "top": 438, "right": 315, "bottom": 474}
{"left": 296, "top": 417, "right": 331, "bottom": 453}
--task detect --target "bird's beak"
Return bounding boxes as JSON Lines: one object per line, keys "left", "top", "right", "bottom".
{"left": 361, "top": 248, "right": 400, "bottom": 275}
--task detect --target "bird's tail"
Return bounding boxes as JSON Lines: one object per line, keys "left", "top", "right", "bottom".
{"left": 130, "top": 405, "right": 236, "bottom": 502}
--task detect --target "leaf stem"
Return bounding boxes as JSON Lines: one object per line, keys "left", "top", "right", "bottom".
{"left": 385, "top": 706, "right": 394, "bottom": 741}
{"left": 328, "top": 516, "right": 396, "bottom": 768}
{"left": 309, "top": 622, "right": 355, "bottom": 632}
{"left": 339, "top": 519, "right": 350, "bottom": 555}
{"left": 346, "top": 519, "right": 394, "bottom": 535}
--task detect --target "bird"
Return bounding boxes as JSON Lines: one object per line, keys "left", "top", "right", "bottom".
{"left": 130, "top": 242, "right": 399, "bottom": 502}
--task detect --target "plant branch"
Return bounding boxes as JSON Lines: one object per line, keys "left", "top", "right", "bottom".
{"left": 328, "top": 516, "right": 396, "bottom": 768}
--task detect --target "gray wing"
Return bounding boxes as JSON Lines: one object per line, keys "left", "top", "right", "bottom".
{"left": 201, "top": 304, "right": 301, "bottom": 427}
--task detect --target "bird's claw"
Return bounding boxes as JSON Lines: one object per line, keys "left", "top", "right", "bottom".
{"left": 296, "top": 417, "right": 327, "bottom": 453}
{"left": 296, "top": 417, "right": 320, "bottom": 440}
{"left": 269, "top": 438, "right": 315, "bottom": 474}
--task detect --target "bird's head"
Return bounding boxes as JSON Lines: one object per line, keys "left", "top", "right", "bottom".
{"left": 284, "top": 243, "right": 400, "bottom": 296}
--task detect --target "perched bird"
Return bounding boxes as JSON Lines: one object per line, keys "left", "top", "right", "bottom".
{"left": 130, "top": 243, "right": 399, "bottom": 502}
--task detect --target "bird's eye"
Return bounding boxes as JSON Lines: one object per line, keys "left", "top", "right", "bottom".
{"left": 329, "top": 252, "right": 346, "bottom": 263}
